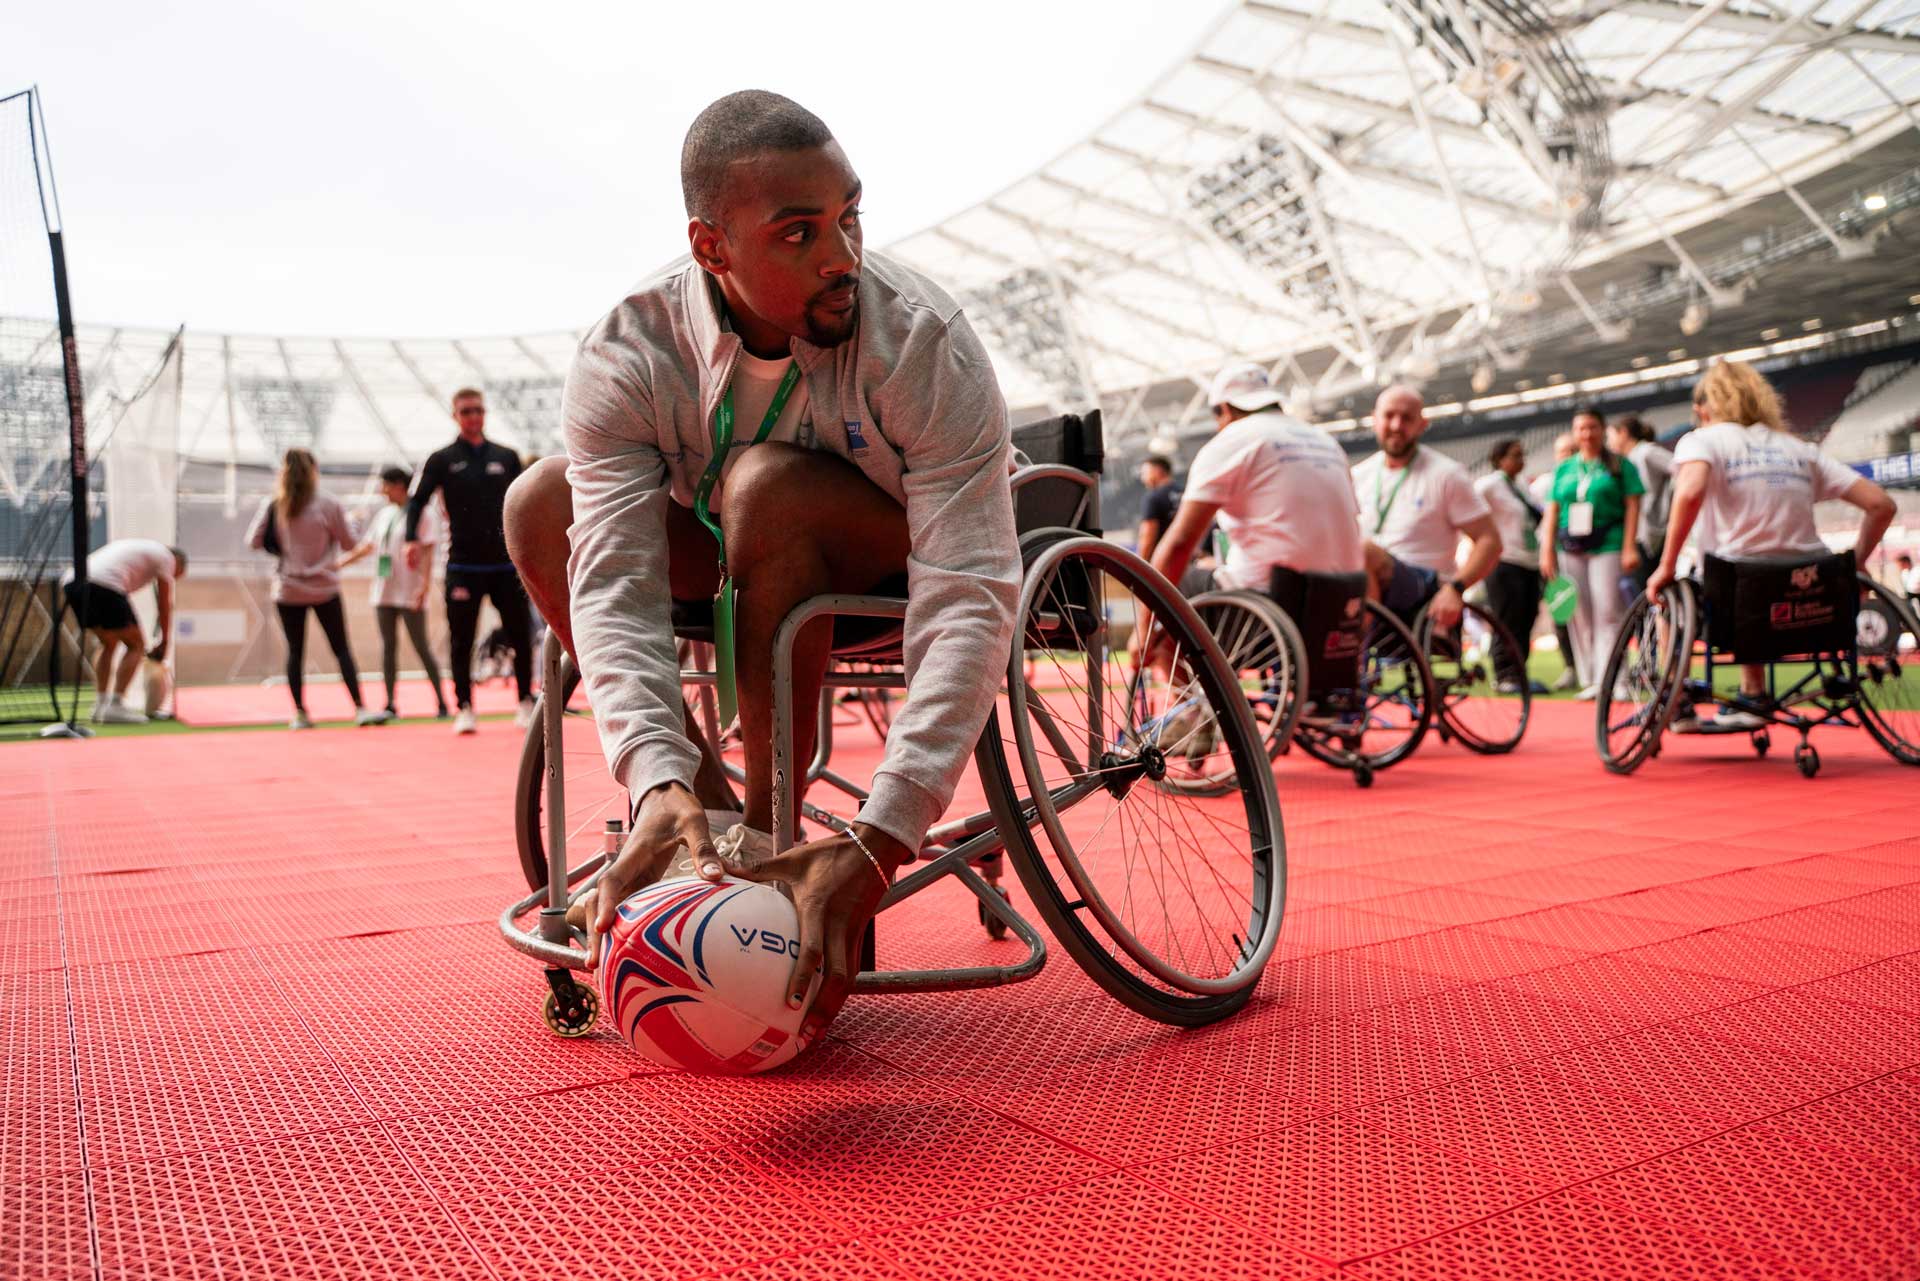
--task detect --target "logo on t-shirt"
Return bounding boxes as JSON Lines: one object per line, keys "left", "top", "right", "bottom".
{"left": 845, "top": 420, "right": 869, "bottom": 453}
{"left": 1790, "top": 565, "right": 1818, "bottom": 590}
{"left": 485, "top": 460, "right": 507, "bottom": 475}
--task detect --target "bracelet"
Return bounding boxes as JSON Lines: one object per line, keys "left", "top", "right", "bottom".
{"left": 843, "top": 825, "right": 891, "bottom": 887}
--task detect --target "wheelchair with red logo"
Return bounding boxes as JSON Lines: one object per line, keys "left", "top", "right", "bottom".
{"left": 1178, "top": 568, "right": 1434, "bottom": 790}
{"left": 1596, "top": 551, "right": 1920, "bottom": 776}
{"left": 500, "top": 411, "right": 1287, "bottom": 1036}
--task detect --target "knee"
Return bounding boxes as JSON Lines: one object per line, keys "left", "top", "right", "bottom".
{"left": 504, "top": 457, "right": 573, "bottom": 569}
{"left": 722, "top": 444, "right": 827, "bottom": 577}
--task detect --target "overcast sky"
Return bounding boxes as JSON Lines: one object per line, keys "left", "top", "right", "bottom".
{"left": 6, "top": 1, "right": 1221, "bottom": 338}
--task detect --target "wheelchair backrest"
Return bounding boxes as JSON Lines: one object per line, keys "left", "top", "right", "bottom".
{"left": 1267, "top": 567, "right": 1369, "bottom": 703}
{"left": 1010, "top": 410, "right": 1104, "bottom": 536}
{"left": 1702, "top": 550, "right": 1858, "bottom": 662}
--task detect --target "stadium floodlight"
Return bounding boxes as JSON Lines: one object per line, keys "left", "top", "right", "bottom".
{"left": 1186, "top": 134, "right": 1343, "bottom": 315}
{"left": 1679, "top": 300, "right": 1710, "bottom": 336}
{"left": 1470, "top": 363, "right": 1496, "bottom": 394}
{"left": 959, "top": 268, "right": 1090, "bottom": 408}
{"left": 1863, "top": 193, "right": 1888, "bottom": 212}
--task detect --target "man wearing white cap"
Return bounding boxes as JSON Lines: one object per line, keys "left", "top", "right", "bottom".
{"left": 1149, "top": 361, "right": 1363, "bottom": 597}
{"left": 1352, "top": 385, "right": 1500, "bottom": 628}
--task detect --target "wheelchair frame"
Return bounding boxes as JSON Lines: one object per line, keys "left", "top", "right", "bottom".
{"left": 498, "top": 411, "right": 1289, "bottom": 1033}
{"left": 1597, "top": 571, "right": 1920, "bottom": 777}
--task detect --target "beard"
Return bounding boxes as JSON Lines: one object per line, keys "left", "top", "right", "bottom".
{"left": 1381, "top": 434, "right": 1415, "bottom": 459}
{"left": 804, "top": 301, "right": 859, "bottom": 348}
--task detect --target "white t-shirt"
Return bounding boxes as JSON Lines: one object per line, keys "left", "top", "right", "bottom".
{"left": 1351, "top": 447, "right": 1491, "bottom": 575}
{"left": 1183, "top": 410, "right": 1363, "bottom": 587}
{"left": 708, "top": 350, "right": 815, "bottom": 513}
{"left": 1672, "top": 421, "right": 1860, "bottom": 562}
{"left": 1902, "top": 564, "right": 1920, "bottom": 595}
{"left": 1475, "top": 470, "right": 1542, "bottom": 571}
{"left": 69, "top": 538, "right": 175, "bottom": 597}
{"left": 367, "top": 501, "right": 441, "bottom": 608}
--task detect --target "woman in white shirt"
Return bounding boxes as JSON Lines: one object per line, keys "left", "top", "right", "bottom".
{"left": 1647, "top": 360, "right": 1895, "bottom": 729}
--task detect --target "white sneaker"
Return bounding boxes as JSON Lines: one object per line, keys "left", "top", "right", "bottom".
{"left": 1669, "top": 710, "right": 1702, "bottom": 734}
{"left": 289, "top": 710, "right": 314, "bottom": 730}
{"left": 1573, "top": 684, "right": 1600, "bottom": 702}
{"left": 514, "top": 698, "right": 536, "bottom": 730}
{"left": 94, "top": 702, "right": 150, "bottom": 726}
{"left": 354, "top": 707, "right": 391, "bottom": 727}
{"left": 1712, "top": 709, "right": 1767, "bottom": 731}
{"left": 453, "top": 707, "right": 477, "bottom": 735}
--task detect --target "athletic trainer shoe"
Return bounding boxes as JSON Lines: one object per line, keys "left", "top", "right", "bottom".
{"left": 354, "top": 707, "right": 392, "bottom": 727}
{"left": 515, "top": 698, "right": 536, "bottom": 730}
{"left": 1711, "top": 708, "right": 1767, "bottom": 731}
{"left": 453, "top": 707, "right": 477, "bottom": 735}
{"left": 94, "top": 702, "right": 150, "bottom": 726}
{"left": 289, "top": 711, "right": 314, "bottom": 730}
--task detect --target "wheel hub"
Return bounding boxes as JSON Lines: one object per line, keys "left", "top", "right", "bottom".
{"left": 1098, "top": 749, "right": 1155, "bottom": 796}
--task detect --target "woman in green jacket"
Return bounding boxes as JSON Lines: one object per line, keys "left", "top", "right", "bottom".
{"left": 1539, "top": 407, "right": 1643, "bottom": 699}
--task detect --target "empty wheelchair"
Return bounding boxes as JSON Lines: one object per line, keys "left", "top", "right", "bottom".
{"left": 501, "top": 411, "right": 1288, "bottom": 1032}
{"left": 1187, "top": 568, "right": 1434, "bottom": 789}
{"left": 1413, "top": 598, "right": 1531, "bottom": 754}
{"left": 1597, "top": 551, "right": 1920, "bottom": 776}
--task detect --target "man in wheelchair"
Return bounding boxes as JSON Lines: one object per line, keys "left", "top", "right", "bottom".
{"left": 503, "top": 91, "right": 1020, "bottom": 1041}
{"left": 1352, "top": 386, "right": 1501, "bottom": 630}
{"left": 1645, "top": 360, "right": 1895, "bottom": 731}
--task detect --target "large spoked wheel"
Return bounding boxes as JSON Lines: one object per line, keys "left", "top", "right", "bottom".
{"left": 1853, "top": 574, "right": 1920, "bottom": 766}
{"left": 1595, "top": 581, "right": 1694, "bottom": 775}
{"left": 1416, "top": 601, "right": 1530, "bottom": 754}
{"left": 514, "top": 656, "right": 632, "bottom": 894}
{"left": 1292, "top": 600, "right": 1433, "bottom": 775}
{"left": 978, "top": 535, "right": 1286, "bottom": 1027}
{"left": 1168, "top": 589, "right": 1307, "bottom": 795}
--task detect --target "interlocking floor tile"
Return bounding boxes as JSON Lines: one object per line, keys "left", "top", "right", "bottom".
{"left": 1611, "top": 927, "right": 1875, "bottom": 986}
{"left": 0, "top": 1174, "right": 91, "bottom": 1281}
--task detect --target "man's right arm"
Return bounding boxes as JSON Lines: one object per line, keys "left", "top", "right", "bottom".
{"left": 404, "top": 455, "right": 441, "bottom": 542}
{"left": 562, "top": 341, "right": 702, "bottom": 803}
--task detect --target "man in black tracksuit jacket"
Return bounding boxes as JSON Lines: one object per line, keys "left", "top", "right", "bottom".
{"left": 406, "top": 387, "right": 533, "bottom": 732}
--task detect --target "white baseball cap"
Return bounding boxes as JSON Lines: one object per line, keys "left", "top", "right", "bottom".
{"left": 1205, "top": 361, "right": 1282, "bottom": 412}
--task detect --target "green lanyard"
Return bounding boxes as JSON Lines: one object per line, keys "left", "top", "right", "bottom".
{"left": 1372, "top": 464, "right": 1412, "bottom": 535}
{"left": 696, "top": 359, "right": 801, "bottom": 728}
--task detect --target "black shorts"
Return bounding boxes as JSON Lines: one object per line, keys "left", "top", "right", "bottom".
{"left": 64, "top": 581, "right": 136, "bottom": 631}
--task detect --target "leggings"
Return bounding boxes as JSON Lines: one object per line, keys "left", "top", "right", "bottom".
{"left": 1561, "top": 548, "right": 1626, "bottom": 688}
{"left": 276, "top": 596, "right": 361, "bottom": 712}
{"left": 445, "top": 567, "right": 533, "bottom": 708}
{"left": 1483, "top": 561, "right": 1542, "bottom": 685}
{"left": 375, "top": 604, "right": 446, "bottom": 711}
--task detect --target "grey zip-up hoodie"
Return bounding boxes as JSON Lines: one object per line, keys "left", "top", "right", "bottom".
{"left": 563, "top": 250, "right": 1020, "bottom": 850}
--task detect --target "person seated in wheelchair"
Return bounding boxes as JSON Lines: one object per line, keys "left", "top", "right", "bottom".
{"left": 1645, "top": 359, "right": 1896, "bottom": 733}
{"left": 1143, "top": 361, "right": 1364, "bottom": 720}
{"left": 502, "top": 91, "right": 1021, "bottom": 1042}
{"left": 1352, "top": 385, "right": 1502, "bottom": 632}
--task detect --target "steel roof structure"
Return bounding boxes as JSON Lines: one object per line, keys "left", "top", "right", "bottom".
{"left": 889, "top": 0, "right": 1920, "bottom": 441}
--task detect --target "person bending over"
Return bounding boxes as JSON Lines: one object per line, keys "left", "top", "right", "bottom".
{"left": 1647, "top": 360, "right": 1894, "bottom": 732}
{"left": 339, "top": 466, "right": 449, "bottom": 719}
{"left": 62, "top": 538, "right": 186, "bottom": 725}
{"left": 406, "top": 389, "right": 534, "bottom": 734}
{"left": 503, "top": 91, "right": 1018, "bottom": 1043}
{"left": 1352, "top": 385, "right": 1500, "bottom": 629}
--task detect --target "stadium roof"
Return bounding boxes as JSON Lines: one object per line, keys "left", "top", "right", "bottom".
{"left": 889, "top": 0, "right": 1920, "bottom": 438}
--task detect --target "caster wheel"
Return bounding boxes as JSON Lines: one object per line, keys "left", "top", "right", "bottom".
{"left": 1795, "top": 745, "right": 1820, "bottom": 779}
{"left": 977, "top": 885, "right": 1012, "bottom": 940}
{"left": 542, "top": 982, "right": 599, "bottom": 1037}
{"left": 1353, "top": 763, "right": 1374, "bottom": 789}
{"left": 1752, "top": 730, "right": 1771, "bottom": 758}
{"left": 1436, "top": 724, "right": 1452, "bottom": 745}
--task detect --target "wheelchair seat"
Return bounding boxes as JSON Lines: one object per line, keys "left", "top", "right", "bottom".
{"left": 1266, "top": 566, "right": 1368, "bottom": 709}
{"left": 1701, "top": 550, "right": 1857, "bottom": 662}
{"left": 670, "top": 579, "right": 910, "bottom": 661}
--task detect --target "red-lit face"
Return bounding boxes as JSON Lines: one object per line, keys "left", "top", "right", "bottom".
{"left": 1372, "top": 390, "right": 1426, "bottom": 459}
{"left": 1573, "top": 413, "right": 1605, "bottom": 455}
{"left": 452, "top": 396, "right": 485, "bottom": 440}
{"left": 689, "top": 142, "right": 863, "bottom": 351}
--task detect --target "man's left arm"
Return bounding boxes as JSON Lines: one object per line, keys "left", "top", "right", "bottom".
{"left": 869, "top": 316, "right": 1021, "bottom": 854}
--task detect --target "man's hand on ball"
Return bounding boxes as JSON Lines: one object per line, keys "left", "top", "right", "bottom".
{"left": 717, "top": 824, "right": 906, "bottom": 1043}
{"left": 581, "top": 782, "right": 714, "bottom": 970}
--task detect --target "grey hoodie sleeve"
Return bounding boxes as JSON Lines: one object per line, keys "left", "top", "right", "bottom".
{"left": 562, "top": 341, "right": 702, "bottom": 802}
{"left": 862, "top": 315, "right": 1020, "bottom": 849}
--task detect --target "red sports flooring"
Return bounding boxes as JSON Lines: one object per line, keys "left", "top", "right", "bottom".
{"left": 172, "top": 678, "right": 525, "bottom": 727}
{"left": 4, "top": 699, "right": 1918, "bottom": 1279}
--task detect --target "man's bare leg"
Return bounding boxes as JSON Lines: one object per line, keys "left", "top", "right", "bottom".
{"left": 503, "top": 458, "right": 739, "bottom": 811}
{"left": 93, "top": 632, "right": 117, "bottom": 703}
{"left": 112, "top": 631, "right": 145, "bottom": 699}
{"left": 722, "top": 444, "right": 910, "bottom": 837}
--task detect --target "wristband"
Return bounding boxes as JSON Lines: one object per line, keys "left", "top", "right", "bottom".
{"left": 1448, "top": 577, "right": 1468, "bottom": 596}
{"left": 843, "top": 825, "right": 891, "bottom": 888}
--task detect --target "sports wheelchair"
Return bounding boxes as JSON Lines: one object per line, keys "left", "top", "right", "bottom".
{"left": 1596, "top": 551, "right": 1920, "bottom": 776}
{"left": 499, "top": 411, "right": 1287, "bottom": 1035}
{"left": 1181, "top": 569, "right": 1434, "bottom": 789}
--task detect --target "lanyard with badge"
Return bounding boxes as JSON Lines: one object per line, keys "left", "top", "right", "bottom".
{"left": 373, "top": 507, "right": 401, "bottom": 579}
{"left": 1566, "top": 460, "right": 1601, "bottom": 540}
{"left": 1372, "top": 464, "right": 1412, "bottom": 536}
{"left": 693, "top": 359, "right": 802, "bottom": 727}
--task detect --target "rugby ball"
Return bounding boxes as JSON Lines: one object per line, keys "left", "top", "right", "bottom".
{"left": 598, "top": 875, "right": 819, "bottom": 1074}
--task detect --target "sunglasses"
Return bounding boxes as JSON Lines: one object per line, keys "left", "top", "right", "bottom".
{"left": 456, "top": 406, "right": 486, "bottom": 417}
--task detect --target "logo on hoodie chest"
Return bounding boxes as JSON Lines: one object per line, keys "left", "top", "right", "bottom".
{"left": 845, "top": 420, "right": 870, "bottom": 453}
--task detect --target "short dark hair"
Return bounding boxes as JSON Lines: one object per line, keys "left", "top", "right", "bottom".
{"left": 1899, "top": 553, "right": 1914, "bottom": 565}
{"left": 681, "top": 90, "right": 834, "bottom": 224}
{"left": 1612, "top": 413, "right": 1654, "bottom": 443}
{"left": 380, "top": 466, "right": 411, "bottom": 487}
{"left": 168, "top": 546, "right": 188, "bottom": 573}
{"left": 451, "top": 387, "right": 483, "bottom": 407}
{"left": 1487, "top": 436, "right": 1523, "bottom": 468}
{"left": 1143, "top": 454, "right": 1173, "bottom": 475}
{"left": 1570, "top": 404, "right": 1604, "bottom": 427}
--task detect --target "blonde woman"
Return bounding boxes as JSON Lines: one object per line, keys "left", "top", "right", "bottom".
{"left": 246, "top": 448, "right": 385, "bottom": 729}
{"left": 1648, "top": 360, "right": 1895, "bottom": 730}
